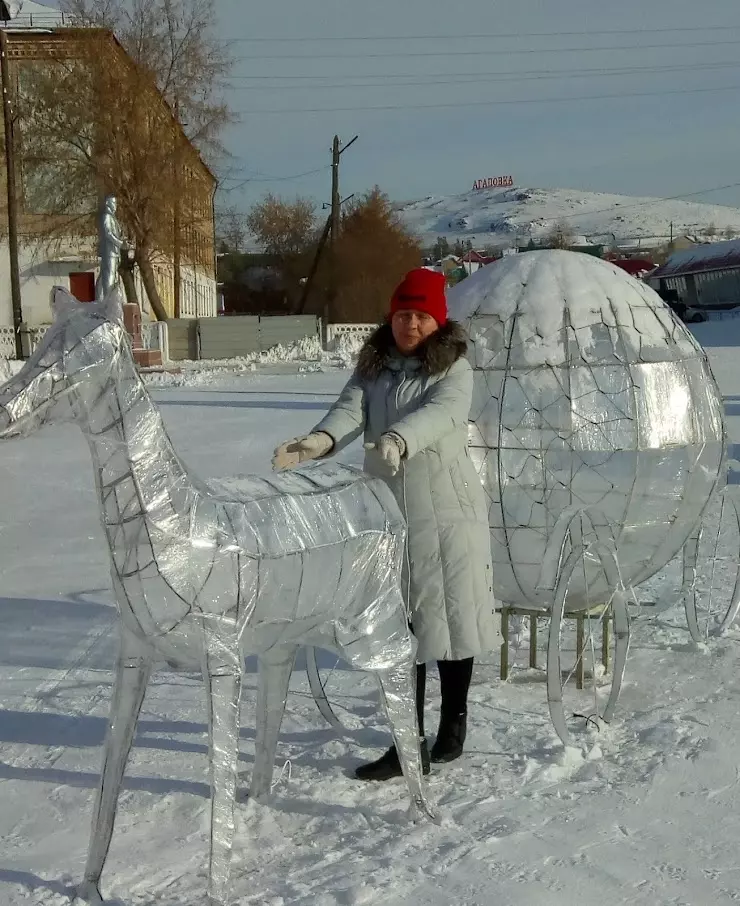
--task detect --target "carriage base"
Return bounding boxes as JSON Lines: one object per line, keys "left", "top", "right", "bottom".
{"left": 500, "top": 604, "right": 613, "bottom": 689}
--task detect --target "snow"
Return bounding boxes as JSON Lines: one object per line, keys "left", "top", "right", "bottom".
{"left": 397, "top": 185, "right": 740, "bottom": 250}
{"left": 1, "top": 323, "right": 740, "bottom": 905}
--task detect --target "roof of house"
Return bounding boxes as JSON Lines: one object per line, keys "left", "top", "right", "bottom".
{"left": 1, "top": 1, "right": 65, "bottom": 26}
{"left": 650, "top": 238, "right": 740, "bottom": 279}
{"left": 612, "top": 257, "right": 656, "bottom": 276}
{"left": 461, "top": 250, "right": 495, "bottom": 264}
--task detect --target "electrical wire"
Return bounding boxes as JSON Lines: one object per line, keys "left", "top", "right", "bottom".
{"left": 220, "top": 165, "right": 330, "bottom": 187}
{"left": 538, "top": 182, "right": 740, "bottom": 224}
{"left": 235, "top": 38, "right": 740, "bottom": 61}
{"left": 237, "top": 82, "right": 740, "bottom": 114}
{"left": 230, "top": 25, "right": 740, "bottom": 42}
{"left": 227, "top": 61, "right": 740, "bottom": 90}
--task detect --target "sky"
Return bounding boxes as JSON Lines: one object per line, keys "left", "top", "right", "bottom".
{"left": 210, "top": 0, "right": 740, "bottom": 215}
{"left": 41, "top": 0, "right": 740, "bottom": 215}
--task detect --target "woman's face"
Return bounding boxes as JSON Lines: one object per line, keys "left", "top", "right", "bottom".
{"left": 391, "top": 310, "right": 439, "bottom": 354}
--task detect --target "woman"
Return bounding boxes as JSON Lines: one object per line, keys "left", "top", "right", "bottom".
{"left": 273, "top": 268, "right": 499, "bottom": 781}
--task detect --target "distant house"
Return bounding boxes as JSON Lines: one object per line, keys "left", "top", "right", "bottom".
{"left": 611, "top": 257, "right": 656, "bottom": 278}
{"left": 648, "top": 238, "right": 740, "bottom": 310}
{"left": 460, "top": 249, "right": 496, "bottom": 274}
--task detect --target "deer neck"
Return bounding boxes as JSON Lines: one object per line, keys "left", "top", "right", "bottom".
{"left": 79, "top": 344, "right": 198, "bottom": 556}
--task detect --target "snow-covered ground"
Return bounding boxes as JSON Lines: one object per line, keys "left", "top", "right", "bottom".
{"left": 1, "top": 324, "right": 740, "bottom": 905}
{"left": 396, "top": 185, "right": 740, "bottom": 250}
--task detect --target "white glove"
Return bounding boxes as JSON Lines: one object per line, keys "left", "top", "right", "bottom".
{"left": 272, "top": 432, "right": 333, "bottom": 471}
{"left": 364, "top": 432, "right": 405, "bottom": 477}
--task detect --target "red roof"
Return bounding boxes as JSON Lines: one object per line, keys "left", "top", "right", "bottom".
{"left": 612, "top": 258, "right": 655, "bottom": 276}
{"left": 461, "top": 250, "right": 495, "bottom": 264}
{"left": 650, "top": 239, "right": 740, "bottom": 279}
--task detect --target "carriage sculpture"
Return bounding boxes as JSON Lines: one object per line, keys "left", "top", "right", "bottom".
{"left": 309, "top": 250, "right": 739, "bottom": 747}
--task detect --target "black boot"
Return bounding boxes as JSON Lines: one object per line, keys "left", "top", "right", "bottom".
{"left": 355, "top": 738, "right": 431, "bottom": 782}
{"left": 431, "top": 712, "right": 467, "bottom": 763}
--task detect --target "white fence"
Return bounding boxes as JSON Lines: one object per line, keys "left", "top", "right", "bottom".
{"left": 141, "top": 321, "right": 170, "bottom": 362}
{"left": 0, "top": 325, "right": 48, "bottom": 358}
{"left": 0, "top": 326, "right": 15, "bottom": 358}
{"left": 325, "top": 323, "right": 377, "bottom": 350}
{"left": 1, "top": 320, "right": 170, "bottom": 362}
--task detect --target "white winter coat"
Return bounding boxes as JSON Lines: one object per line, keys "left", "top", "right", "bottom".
{"left": 314, "top": 321, "right": 500, "bottom": 662}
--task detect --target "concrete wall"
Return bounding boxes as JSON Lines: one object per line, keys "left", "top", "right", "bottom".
{"left": 167, "top": 319, "right": 199, "bottom": 361}
{"left": 198, "top": 315, "right": 319, "bottom": 360}
{"left": 166, "top": 315, "right": 321, "bottom": 361}
{"left": 198, "top": 316, "right": 260, "bottom": 359}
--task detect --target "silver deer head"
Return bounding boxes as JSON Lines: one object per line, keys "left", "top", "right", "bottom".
{"left": 0, "top": 286, "right": 126, "bottom": 439}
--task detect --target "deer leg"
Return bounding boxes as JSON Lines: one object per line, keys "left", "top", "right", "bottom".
{"left": 75, "top": 626, "right": 153, "bottom": 905}
{"left": 203, "top": 627, "right": 242, "bottom": 906}
{"left": 375, "top": 659, "right": 436, "bottom": 820}
{"left": 250, "top": 645, "right": 298, "bottom": 801}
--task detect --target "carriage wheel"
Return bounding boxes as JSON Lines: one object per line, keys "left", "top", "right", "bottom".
{"left": 306, "top": 646, "right": 380, "bottom": 739}
{"left": 683, "top": 487, "right": 740, "bottom": 643}
{"left": 546, "top": 546, "right": 631, "bottom": 747}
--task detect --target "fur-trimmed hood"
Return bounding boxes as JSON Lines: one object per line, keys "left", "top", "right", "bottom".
{"left": 355, "top": 320, "right": 468, "bottom": 381}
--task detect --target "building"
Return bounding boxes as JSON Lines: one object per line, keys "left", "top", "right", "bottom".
{"left": 0, "top": 8, "right": 217, "bottom": 349}
{"left": 648, "top": 239, "right": 740, "bottom": 311}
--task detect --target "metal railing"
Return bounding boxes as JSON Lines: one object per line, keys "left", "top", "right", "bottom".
{"left": 0, "top": 12, "right": 77, "bottom": 29}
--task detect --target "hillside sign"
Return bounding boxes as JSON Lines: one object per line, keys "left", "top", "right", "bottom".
{"left": 473, "top": 175, "right": 514, "bottom": 190}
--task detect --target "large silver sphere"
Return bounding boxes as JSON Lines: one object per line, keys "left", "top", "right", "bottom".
{"left": 448, "top": 250, "right": 726, "bottom": 609}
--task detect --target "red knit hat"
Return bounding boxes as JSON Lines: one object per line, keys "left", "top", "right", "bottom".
{"left": 389, "top": 268, "right": 447, "bottom": 326}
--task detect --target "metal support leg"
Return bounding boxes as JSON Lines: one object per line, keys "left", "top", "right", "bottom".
{"left": 576, "top": 614, "right": 585, "bottom": 690}
{"left": 529, "top": 615, "right": 538, "bottom": 669}
{"left": 602, "top": 611, "right": 611, "bottom": 673}
{"left": 500, "top": 606, "right": 509, "bottom": 680}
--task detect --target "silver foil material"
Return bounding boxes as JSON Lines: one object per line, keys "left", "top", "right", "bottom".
{"left": 0, "top": 288, "right": 433, "bottom": 906}
{"left": 448, "top": 250, "right": 726, "bottom": 609}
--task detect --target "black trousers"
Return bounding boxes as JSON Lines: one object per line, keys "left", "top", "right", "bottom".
{"left": 414, "top": 658, "right": 474, "bottom": 738}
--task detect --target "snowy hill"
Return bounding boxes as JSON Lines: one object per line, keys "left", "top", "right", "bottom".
{"left": 396, "top": 185, "right": 740, "bottom": 250}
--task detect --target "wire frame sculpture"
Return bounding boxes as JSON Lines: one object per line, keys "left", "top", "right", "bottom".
{"left": 446, "top": 250, "right": 726, "bottom": 742}
{"left": 0, "top": 288, "right": 434, "bottom": 906}
{"left": 682, "top": 477, "right": 740, "bottom": 642}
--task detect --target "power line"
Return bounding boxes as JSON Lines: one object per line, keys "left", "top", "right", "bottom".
{"left": 235, "top": 38, "right": 740, "bottom": 60}
{"left": 230, "top": 25, "right": 740, "bottom": 42}
{"left": 227, "top": 61, "right": 740, "bottom": 83}
{"left": 237, "top": 82, "right": 740, "bottom": 114}
{"left": 227, "top": 61, "right": 740, "bottom": 91}
{"left": 220, "top": 165, "right": 330, "bottom": 187}
{"left": 546, "top": 182, "right": 740, "bottom": 224}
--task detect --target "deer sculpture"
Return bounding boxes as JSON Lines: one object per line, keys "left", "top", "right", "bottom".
{"left": 0, "top": 288, "right": 433, "bottom": 906}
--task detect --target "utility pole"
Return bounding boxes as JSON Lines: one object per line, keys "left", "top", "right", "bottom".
{"left": 0, "top": 28, "right": 23, "bottom": 359}
{"left": 326, "top": 133, "right": 357, "bottom": 329}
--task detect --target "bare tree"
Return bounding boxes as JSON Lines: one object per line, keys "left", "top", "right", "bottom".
{"left": 14, "top": 2, "right": 231, "bottom": 319}
{"left": 545, "top": 219, "right": 575, "bottom": 249}
{"left": 59, "top": 0, "right": 233, "bottom": 156}
{"left": 216, "top": 205, "right": 246, "bottom": 253}
{"left": 246, "top": 194, "right": 317, "bottom": 309}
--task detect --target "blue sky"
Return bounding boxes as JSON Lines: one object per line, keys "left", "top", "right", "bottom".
{"left": 212, "top": 0, "right": 740, "bottom": 214}
{"left": 45, "top": 0, "right": 740, "bottom": 213}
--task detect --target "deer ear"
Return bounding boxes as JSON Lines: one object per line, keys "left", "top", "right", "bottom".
{"left": 101, "top": 287, "right": 125, "bottom": 325}
{"left": 50, "top": 286, "right": 81, "bottom": 321}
